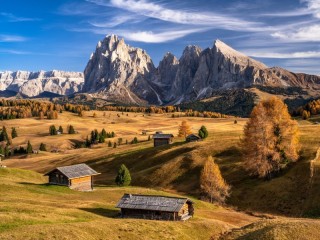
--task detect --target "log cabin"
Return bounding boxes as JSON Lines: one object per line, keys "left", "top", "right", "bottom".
{"left": 153, "top": 133, "right": 174, "bottom": 147}
{"left": 186, "top": 134, "right": 202, "bottom": 142}
{"left": 116, "top": 194, "right": 194, "bottom": 221}
{"left": 44, "top": 163, "right": 100, "bottom": 191}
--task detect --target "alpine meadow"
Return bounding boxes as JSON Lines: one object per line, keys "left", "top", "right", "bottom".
{"left": 1, "top": 0, "right": 320, "bottom": 240}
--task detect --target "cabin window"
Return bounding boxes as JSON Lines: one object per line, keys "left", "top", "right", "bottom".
{"left": 182, "top": 210, "right": 185, "bottom": 214}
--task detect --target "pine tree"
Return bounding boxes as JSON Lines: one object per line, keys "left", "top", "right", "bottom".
{"left": 200, "top": 156, "right": 230, "bottom": 203}
{"left": 99, "top": 134, "right": 105, "bottom": 143}
{"left": 101, "top": 128, "right": 107, "bottom": 138}
{"left": 4, "top": 145, "right": 10, "bottom": 157}
{"left": 68, "top": 125, "right": 75, "bottom": 134}
{"left": 108, "top": 141, "right": 112, "bottom": 147}
{"left": 115, "top": 164, "right": 131, "bottom": 186}
{"left": 178, "top": 120, "right": 192, "bottom": 137}
{"left": 198, "top": 125, "right": 209, "bottom": 139}
{"left": 58, "top": 126, "right": 63, "bottom": 134}
{"left": 0, "top": 126, "right": 9, "bottom": 142}
{"left": 49, "top": 125, "right": 57, "bottom": 135}
{"left": 39, "top": 143, "right": 47, "bottom": 151}
{"left": 113, "top": 142, "right": 117, "bottom": 148}
{"left": 242, "top": 97, "right": 300, "bottom": 179}
{"left": 26, "top": 141, "right": 33, "bottom": 154}
{"left": 131, "top": 137, "right": 138, "bottom": 144}
{"left": 11, "top": 127, "right": 18, "bottom": 139}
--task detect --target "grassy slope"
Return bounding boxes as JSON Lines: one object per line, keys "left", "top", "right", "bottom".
{"left": 0, "top": 168, "right": 256, "bottom": 240}
{"left": 4, "top": 112, "right": 320, "bottom": 217}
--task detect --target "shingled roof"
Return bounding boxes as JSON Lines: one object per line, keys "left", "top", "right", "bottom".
{"left": 45, "top": 163, "right": 100, "bottom": 179}
{"left": 153, "top": 134, "right": 174, "bottom": 139}
{"left": 116, "top": 194, "right": 193, "bottom": 212}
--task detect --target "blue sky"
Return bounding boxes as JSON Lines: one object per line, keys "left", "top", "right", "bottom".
{"left": 1, "top": 0, "right": 320, "bottom": 75}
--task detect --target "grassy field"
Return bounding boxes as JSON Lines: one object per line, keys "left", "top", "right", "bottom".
{"left": 0, "top": 167, "right": 257, "bottom": 240}
{"left": 3, "top": 111, "right": 320, "bottom": 238}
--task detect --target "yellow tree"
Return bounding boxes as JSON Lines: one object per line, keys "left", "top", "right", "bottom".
{"left": 242, "top": 97, "right": 300, "bottom": 179}
{"left": 178, "top": 120, "right": 192, "bottom": 137}
{"left": 200, "top": 156, "right": 230, "bottom": 203}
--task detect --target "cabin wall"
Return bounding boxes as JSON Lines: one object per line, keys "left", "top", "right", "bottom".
{"left": 154, "top": 138, "right": 171, "bottom": 147}
{"left": 48, "top": 170, "right": 69, "bottom": 186}
{"left": 178, "top": 203, "right": 189, "bottom": 217}
{"left": 121, "top": 209, "right": 176, "bottom": 221}
{"left": 70, "top": 176, "right": 92, "bottom": 191}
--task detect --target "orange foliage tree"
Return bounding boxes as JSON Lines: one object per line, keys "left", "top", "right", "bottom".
{"left": 242, "top": 97, "right": 300, "bottom": 179}
{"left": 178, "top": 120, "right": 192, "bottom": 137}
{"left": 200, "top": 156, "right": 230, "bottom": 203}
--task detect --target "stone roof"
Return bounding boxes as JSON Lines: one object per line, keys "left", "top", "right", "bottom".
{"left": 116, "top": 194, "right": 192, "bottom": 212}
{"left": 45, "top": 163, "right": 100, "bottom": 179}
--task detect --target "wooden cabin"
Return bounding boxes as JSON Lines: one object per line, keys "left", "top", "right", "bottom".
{"left": 186, "top": 134, "right": 202, "bottom": 142}
{"left": 116, "top": 194, "right": 194, "bottom": 221}
{"left": 153, "top": 133, "right": 174, "bottom": 147}
{"left": 44, "top": 163, "right": 100, "bottom": 191}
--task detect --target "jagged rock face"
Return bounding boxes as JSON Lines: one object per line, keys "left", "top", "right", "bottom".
{"left": 83, "top": 35, "right": 162, "bottom": 105}
{"left": 0, "top": 71, "right": 84, "bottom": 97}
{"left": 83, "top": 35, "right": 320, "bottom": 105}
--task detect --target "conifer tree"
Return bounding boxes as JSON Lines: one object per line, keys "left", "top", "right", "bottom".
{"left": 242, "top": 97, "right": 300, "bottom": 179}
{"left": 26, "top": 141, "right": 33, "bottom": 154}
{"left": 101, "top": 128, "right": 107, "bottom": 138}
{"left": 0, "top": 126, "right": 9, "bottom": 142}
{"left": 200, "top": 156, "right": 230, "bottom": 203}
{"left": 68, "top": 125, "right": 75, "bottom": 134}
{"left": 11, "top": 127, "right": 18, "bottom": 139}
{"left": 115, "top": 164, "right": 131, "bottom": 186}
{"left": 49, "top": 125, "right": 57, "bottom": 135}
{"left": 113, "top": 142, "right": 117, "bottom": 148}
{"left": 108, "top": 141, "right": 112, "bottom": 147}
{"left": 198, "top": 125, "right": 209, "bottom": 139}
{"left": 39, "top": 143, "right": 47, "bottom": 151}
{"left": 58, "top": 126, "right": 63, "bottom": 134}
{"left": 178, "top": 120, "right": 192, "bottom": 137}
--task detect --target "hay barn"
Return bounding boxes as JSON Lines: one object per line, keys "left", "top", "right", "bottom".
{"left": 153, "top": 133, "right": 174, "bottom": 147}
{"left": 116, "top": 194, "right": 194, "bottom": 221}
{"left": 45, "top": 163, "right": 100, "bottom": 191}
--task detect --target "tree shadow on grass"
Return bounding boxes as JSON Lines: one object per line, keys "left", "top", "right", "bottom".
{"left": 79, "top": 208, "right": 120, "bottom": 218}
{"left": 18, "top": 182, "right": 49, "bottom": 186}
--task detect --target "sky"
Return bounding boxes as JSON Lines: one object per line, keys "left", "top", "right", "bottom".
{"left": 0, "top": 0, "right": 320, "bottom": 75}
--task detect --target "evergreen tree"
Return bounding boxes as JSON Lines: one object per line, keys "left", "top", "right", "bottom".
{"left": 26, "top": 141, "right": 33, "bottom": 154}
{"left": 4, "top": 145, "right": 10, "bottom": 157}
{"left": 113, "top": 142, "right": 117, "bottom": 148}
{"left": 11, "top": 127, "right": 18, "bottom": 139}
{"left": 101, "top": 128, "right": 107, "bottom": 138}
{"left": 99, "top": 134, "right": 105, "bottom": 143}
{"left": 0, "top": 146, "right": 3, "bottom": 155}
{"left": 131, "top": 137, "right": 138, "bottom": 144}
{"left": 111, "top": 131, "right": 115, "bottom": 138}
{"left": 198, "top": 125, "right": 209, "bottom": 139}
{"left": 0, "top": 126, "right": 9, "bottom": 142}
{"left": 115, "top": 164, "right": 131, "bottom": 186}
{"left": 68, "top": 125, "right": 75, "bottom": 134}
{"left": 58, "top": 126, "right": 63, "bottom": 134}
{"left": 108, "top": 141, "right": 112, "bottom": 147}
{"left": 39, "top": 143, "right": 47, "bottom": 151}
{"left": 49, "top": 125, "right": 57, "bottom": 135}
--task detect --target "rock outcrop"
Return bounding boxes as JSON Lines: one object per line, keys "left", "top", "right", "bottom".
{"left": 0, "top": 70, "right": 84, "bottom": 97}
{"left": 83, "top": 35, "right": 320, "bottom": 105}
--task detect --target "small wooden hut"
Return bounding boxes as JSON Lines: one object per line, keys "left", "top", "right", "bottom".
{"left": 44, "top": 163, "right": 100, "bottom": 191}
{"left": 116, "top": 194, "right": 194, "bottom": 221}
{"left": 153, "top": 133, "right": 174, "bottom": 147}
{"left": 186, "top": 134, "right": 202, "bottom": 142}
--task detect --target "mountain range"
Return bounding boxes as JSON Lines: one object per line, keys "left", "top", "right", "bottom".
{"left": 1, "top": 34, "right": 320, "bottom": 113}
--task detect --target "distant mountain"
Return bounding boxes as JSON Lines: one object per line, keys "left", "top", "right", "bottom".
{"left": 83, "top": 35, "right": 320, "bottom": 106}
{"left": 0, "top": 70, "right": 84, "bottom": 97}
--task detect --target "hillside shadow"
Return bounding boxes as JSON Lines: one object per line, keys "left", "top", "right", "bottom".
{"left": 79, "top": 208, "right": 120, "bottom": 218}
{"left": 19, "top": 182, "right": 49, "bottom": 186}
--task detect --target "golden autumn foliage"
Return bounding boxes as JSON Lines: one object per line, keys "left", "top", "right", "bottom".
{"left": 178, "top": 120, "right": 192, "bottom": 137}
{"left": 200, "top": 156, "right": 230, "bottom": 203}
{"left": 242, "top": 97, "right": 300, "bottom": 179}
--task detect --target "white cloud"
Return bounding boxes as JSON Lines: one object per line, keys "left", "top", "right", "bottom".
{"left": 271, "top": 24, "right": 320, "bottom": 42}
{"left": 89, "top": 15, "right": 143, "bottom": 28}
{"left": 0, "top": 12, "right": 40, "bottom": 22}
{"left": 303, "top": 0, "right": 320, "bottom": 18}
{"left": 0, "top": 49, "right": 30, "bottom": 55}
{"left": 0, "top": 35, "right": 27, "bottom": 42}
{"left": 87, "top": 0, "right": 262, "bottom": 31}
{"left": 119, "top": 29, "right": 207, "bottom": 43}
{"left": 245, "top": 50, "right": 320, "bottom": 59}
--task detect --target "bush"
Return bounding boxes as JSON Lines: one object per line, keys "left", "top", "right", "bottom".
{"left": 39, "top": 143, "right": 47, "bottom": 151}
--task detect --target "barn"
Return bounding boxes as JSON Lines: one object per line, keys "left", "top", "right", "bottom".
{"left": 153, "top": 133, "right": 174, "bottom": 147}
{"left": 44, "top": 163, "right": 100, "bottom": 191}
{"left": 186, "top": 134, "right": 202, "bottom": 142}
{"left": 116, "top": 194, "right": 194, "bottom": 221}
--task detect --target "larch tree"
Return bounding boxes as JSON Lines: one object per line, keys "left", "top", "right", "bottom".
{"left": 242, "top": 97, "right": 300, "bottom": 179}
{"left": 178, "top": 120, "right": 192, "bottom": 137}
{"left": 200, "top": 156, "right": 230, "bottom": 204}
